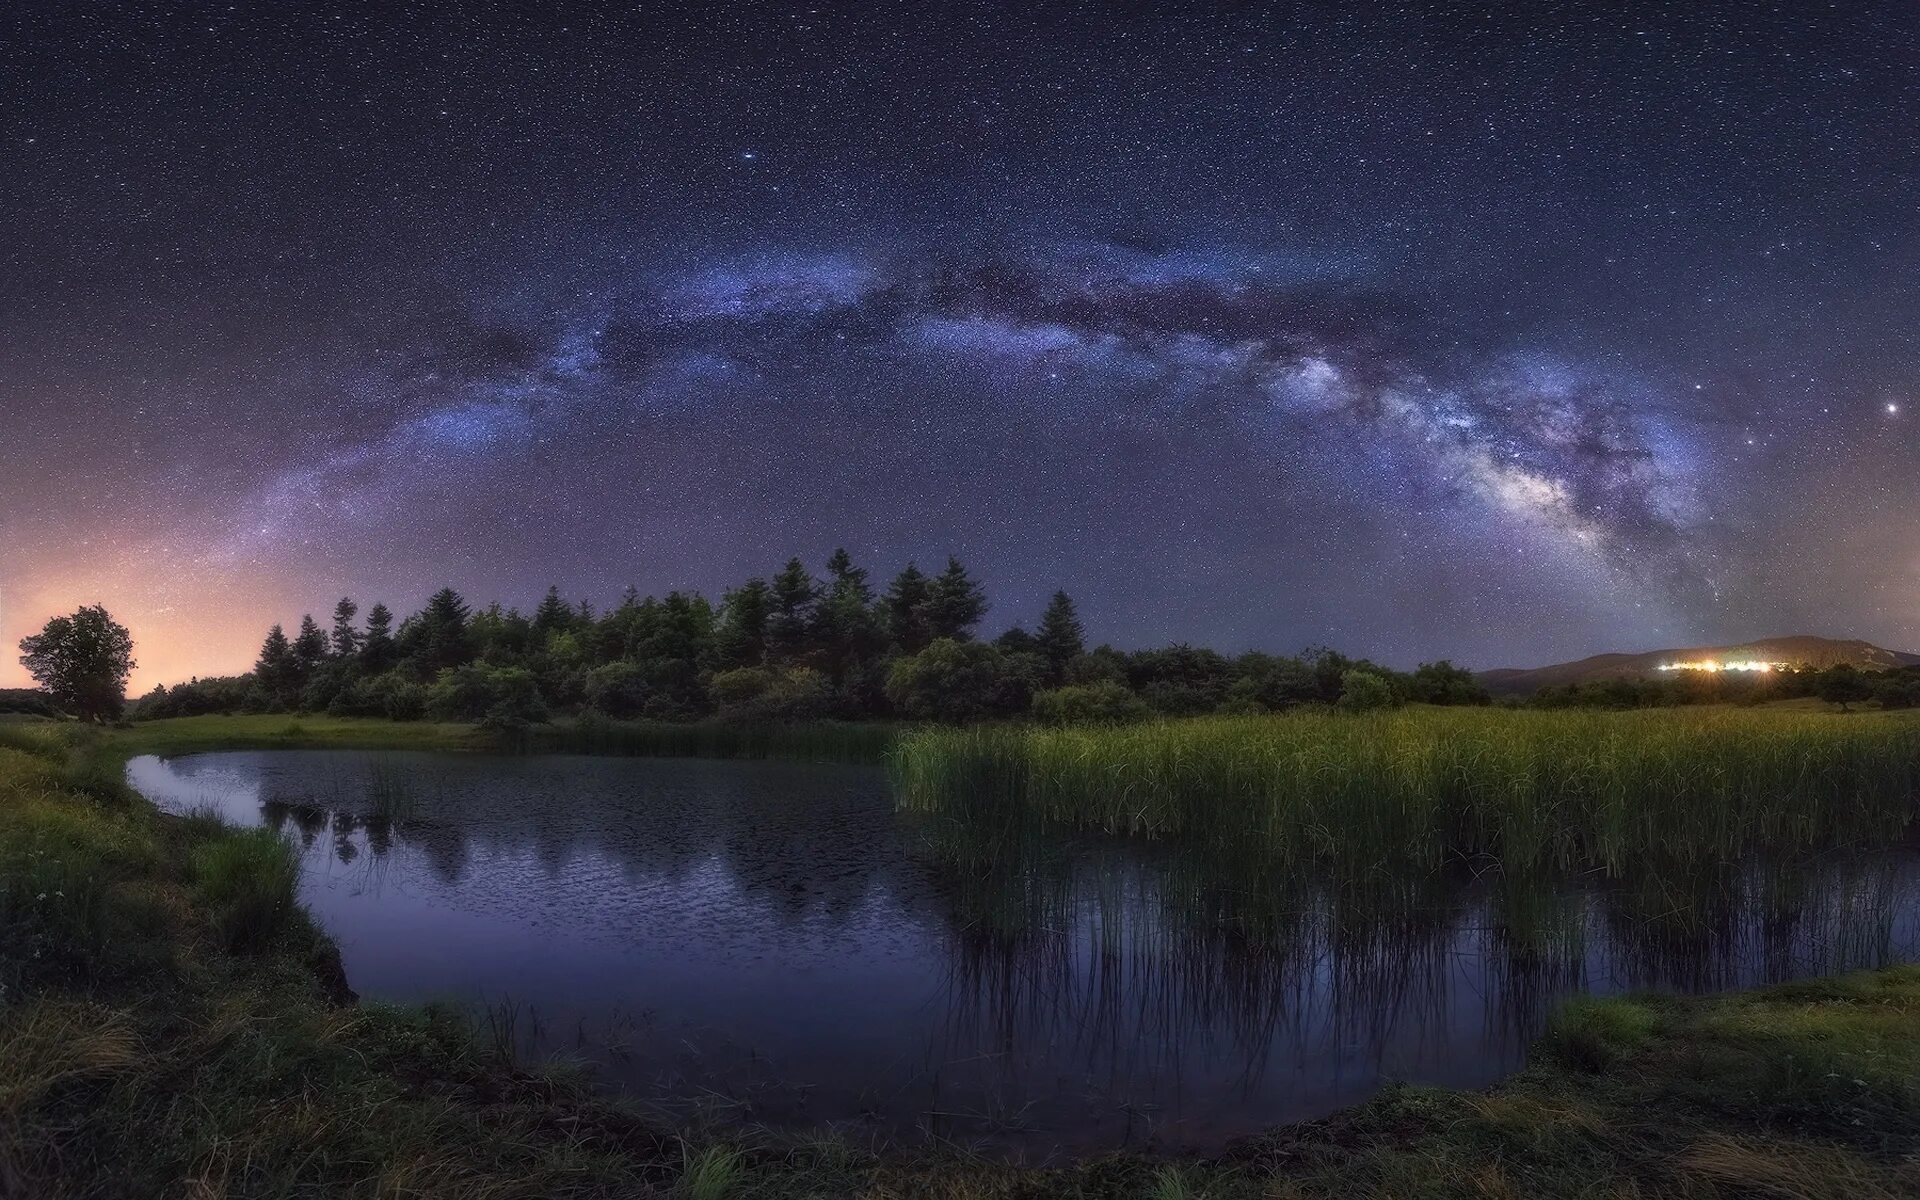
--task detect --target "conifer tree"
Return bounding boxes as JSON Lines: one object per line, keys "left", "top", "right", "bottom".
{"left": 926, "top": 556, "right": 988, "bottom": 641}
{"left": 293, "top": 614, "right": 329, "bottom": 672}
{"left": 768, "top": 558, "right": 817, "bottom": 660}
{"left": 532, "top": 586, "right": 574, "bottom": 638}
{"left": 1035, "top": 590, "right": 1085, "bottom": 681}
{"left": 713, "top": 578, "right": 772, "bottom": 669}
{"left": 330, "top": 597, "right": 361, "bottom": 657}
{"left": 361, "top": 603, "right": 397, "bottom": 672}
{"left": 884, "top": 563, "right": 934, "bottom": 653}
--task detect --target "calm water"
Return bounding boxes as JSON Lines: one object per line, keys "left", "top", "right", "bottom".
{"left": 127, "top": 750, "right": 1920, "bottom": 1158}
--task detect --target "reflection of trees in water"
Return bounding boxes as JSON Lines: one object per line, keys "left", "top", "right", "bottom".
{"left": 244, "top": 753, "right": 905, "bottom": 922}
{"left": 921, "top": 801, "right": 1914, "bottom": 1105}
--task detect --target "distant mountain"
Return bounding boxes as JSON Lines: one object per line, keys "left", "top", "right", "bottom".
{"left": 1478, "top": 635, "right": 1920, "bottom": 695}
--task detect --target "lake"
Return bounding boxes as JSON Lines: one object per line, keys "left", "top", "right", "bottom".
{"left": 127, "top": 749, "right": 1920, "bottom": 1159}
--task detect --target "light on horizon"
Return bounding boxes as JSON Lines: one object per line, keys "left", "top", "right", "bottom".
{"left": 1656, "top": 659, "right": 1787, "bottom": 673}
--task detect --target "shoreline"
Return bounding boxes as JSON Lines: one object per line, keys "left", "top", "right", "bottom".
{"left": 2, "top": 716, "right": 1915, "bottom": 1196}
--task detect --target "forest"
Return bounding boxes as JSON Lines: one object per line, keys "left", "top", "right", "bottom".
{"left": 132, "top": 551, "right": 1497, "bottom": 728}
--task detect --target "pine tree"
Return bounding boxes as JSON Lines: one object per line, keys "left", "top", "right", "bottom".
{"left": 293, "top": 614, "right": 329, "bottom": 671}
{"left": 418, "top": 587, "right": 472, "bottom": 672}
{"left": 254, "top": 624, "right": 298, "bottom": 702}
{"left": 330, "top": 597, "right": 361, "bottom": 657}
{"left": 1035, "top": 591, "right": 1085, "bottom": 681}
{"left": 768, "top": 558, "right": 817, "bottom": 661}
{"left": 533, "top": 586, "right": 574, "bottom": 638}
{"left": 713, "top": 578, "right": 772, "bottom": 669}
{"left": 884, "top": 563, "right": 934, "bottom": 653}
{"left": 361, "top": 603, "right": 397, "bottom": 672}
{"left": 813, "top": 549, "right": 883, "bottom": 680}
{"left": 926, "top": 556, "right": 988, "bottom": 641}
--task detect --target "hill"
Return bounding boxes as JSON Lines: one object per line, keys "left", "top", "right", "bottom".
{"left": 1479, "top": 635, "right": 1920, "bottom": 695}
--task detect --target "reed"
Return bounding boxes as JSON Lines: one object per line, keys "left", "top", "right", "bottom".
{"left": 893, "top": 708, "right": 1920, "bottom": 879}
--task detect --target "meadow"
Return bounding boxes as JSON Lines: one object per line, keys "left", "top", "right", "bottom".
{"left": 1, "top": 708, "right": 1918, "bottom": 1196}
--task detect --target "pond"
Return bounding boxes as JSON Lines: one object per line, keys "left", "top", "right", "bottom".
{"left": 127, "top": 749, "right": 1920, "bottom": 1159}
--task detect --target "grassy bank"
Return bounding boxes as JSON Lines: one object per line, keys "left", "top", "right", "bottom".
{"left": 895, "top": 708, "right": 1920, "bottom": 879}
{"left": 96, "top": 712, "right": 900, "bottom": 764}
{"left": 4, "top": 714, "right": 1919, "bottom": 1195}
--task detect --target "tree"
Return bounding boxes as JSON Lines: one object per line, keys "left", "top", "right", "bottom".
{"left": 292, "top": 614, "right": 328, "bottom": 673}
{"left": 712, "top": 579, "right": 772, "bottom": 669}
{"left": 532, "top": 586, "right": 574, "bottom": 639}
{"left": 768, "top": 558, "right": 818, "bottom": 661}
{"left": 1336, "top": 668, "right": 1397, "bottom": 711}
{"left": 1031, "top": 680, "right": 1151, "bottom": 726}
{"left": 1408, "top": 660, "right": 1490, "bottom": 706}
{"left": 813, "top": 549, "right": 884, "bottom": 682}
{"left": 416, "top": 587, "right": 472, "bottom": 672}
{"left": 17, "top": 605, "right": 135, "bottom": 721}
{"left": 884, "top": 563, "right": 935, "bottom": 652}
{"left": 925, "top": 556, "right": 987, "bottom": 641}
{"left": 252, "top": 624, "right": 299, "bottom": 707}
{"left": 1035, "top": 591, "right": 1085, "bottom": 681}
{"left": 329, "top": 597, "right": 361, "bottom": 658}
{"left": 1815, "top": 664, "right": 1875, "bottom": 712}
{"left": 361, "top": 603, "right": 397, "bottom": 672}
{"left": 885, "top": 638, "right": 1028, "bottom": 722}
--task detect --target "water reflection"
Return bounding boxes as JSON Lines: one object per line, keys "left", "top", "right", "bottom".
{"left": 128, "top": 750, "right": 1920, "bottom": 1157}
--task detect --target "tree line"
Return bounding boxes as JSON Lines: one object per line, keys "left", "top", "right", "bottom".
{"left": 131, "top": 550, "right": 1491, "bottom": 727}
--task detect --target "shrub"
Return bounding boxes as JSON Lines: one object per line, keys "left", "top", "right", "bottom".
{"left": 1031, "top": 681, "right": 1153, "bottom": 726}
{"left": 1336, "top": 668, "right": 1398, "bottom": 711}
{"left": 583, "top": 661, "right": 654, "bottom": 719}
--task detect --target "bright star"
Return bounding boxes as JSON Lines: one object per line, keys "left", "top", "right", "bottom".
{"left": 1889, "top": 402, "right": 1901, "bottom": 416}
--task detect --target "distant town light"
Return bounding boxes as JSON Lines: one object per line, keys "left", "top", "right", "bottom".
{"left": 1655, "top": 659, "right": 1787, "bottom": 673}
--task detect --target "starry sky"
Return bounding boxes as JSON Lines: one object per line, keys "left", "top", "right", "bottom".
{"left": 3, "top": 1, "right": 1916, "bottom": 691}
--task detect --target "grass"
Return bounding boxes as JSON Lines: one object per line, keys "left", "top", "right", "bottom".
{"left": 113, "top": 712, "right": 900, "bottom": 764}
{"left": 894, "top": 707, "right": 1920, "bottom": 880}
{"left": 3, "top": 711, "right": 1919, "bottom": 1195}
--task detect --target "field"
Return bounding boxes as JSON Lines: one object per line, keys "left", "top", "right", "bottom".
{"left": 1, "top": 710, "right": 1917, "bottom": 1196}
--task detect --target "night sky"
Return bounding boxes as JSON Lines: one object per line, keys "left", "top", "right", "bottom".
{"left": 4, "top": 2, "right": 1916, "bottom": 691}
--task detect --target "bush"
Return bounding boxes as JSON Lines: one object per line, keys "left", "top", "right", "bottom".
{"left": 1031, "top": 681, "right": 1153, "bottom": 726}
{"left": 478, "top": 668, "right": 549, "bottom": 731}
{"left": 886, "top": 639, "right": 1032, "bottom": 723}
{"left": 712, "top": 666, "right": 833, "bottom": 722}
{"left": 583, "top": 661, "right": 653, "bottom": 719}
{"left": 1336, "top": 668, "right": 1398, "bottom": 711}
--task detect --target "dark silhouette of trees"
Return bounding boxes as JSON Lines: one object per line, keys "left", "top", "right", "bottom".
{"left": 17, "top": 605, "right": 135, "bottom": 721}
{"left": 926, "top": 557, "right": 987, "bottom": 641}
{"left": 1035, "top": 591, "right": 1085, "bottom": 681}
{"left": 768, "top": 558, "right": 817, "bottom": 662}
{"left": 884, "top": 563, "right": 934, "bottom": 652}
{"left": 330, "top": 598, "right": 361, "bottom": 658}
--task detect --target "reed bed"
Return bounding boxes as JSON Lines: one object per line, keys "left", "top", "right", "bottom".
{"left": 893, "top": 708, "right": 1920, "bottom": 877}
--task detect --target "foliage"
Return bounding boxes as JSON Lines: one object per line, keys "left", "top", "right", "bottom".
{"left": 1031, "top": 680, "right": 1154, "bottom": 725}
{"left": 16, "top": 605, "right": 136, "bottom": 721}
{"left": 885, "top": 638, "right": 1036, "bottom": 722}
{"left": 1335, "top": 668, "right": 1398, "bottom": 711}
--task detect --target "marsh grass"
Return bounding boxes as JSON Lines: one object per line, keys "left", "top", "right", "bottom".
{"left": 895, "top": 708, "right": 1920, "bottom": 879}
{"left": 190, "top": 827, "right": 300, "bottom": 953}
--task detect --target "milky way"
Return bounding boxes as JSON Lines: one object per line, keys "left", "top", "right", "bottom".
{"left": 2, "top": 2, "right": 1915, "bottom": 688}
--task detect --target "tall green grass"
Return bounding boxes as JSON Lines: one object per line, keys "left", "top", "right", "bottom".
{"left": 189, "top": 827, "right": 301, "bottom": 952}
{"left": 894, "top": 709, "right": 1920, "bottom": 878}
